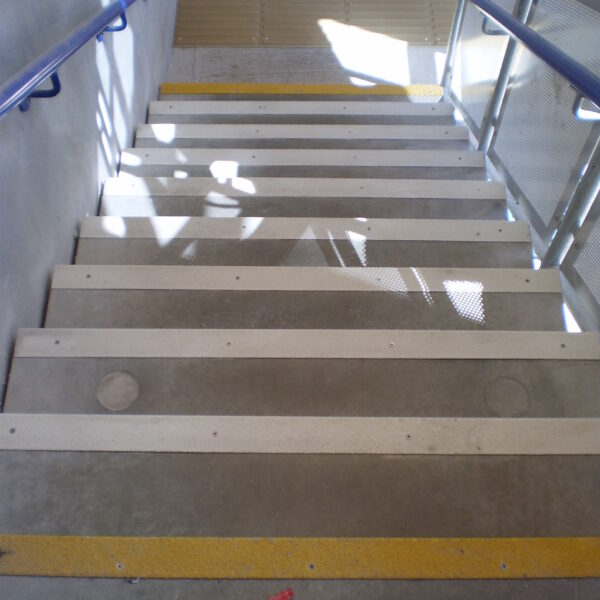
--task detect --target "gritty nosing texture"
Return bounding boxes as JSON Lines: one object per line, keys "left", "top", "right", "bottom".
{"left": 14, "top": 329, "right": 599, "bottom": 360}
{"left": 50, "top": 266, "right": 561, "bottom": 293}
{"left": 2, "top": 415, "right": 600, "bottom": 454}
{"left": 0, "top": 536, "right": 599, "bottom": 579}
{"left": 160, "top": 83, "right": 445, "bottom": 96}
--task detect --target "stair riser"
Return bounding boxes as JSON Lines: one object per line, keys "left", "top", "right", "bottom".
{"left": 5, "top": 358, "right": 600, "bottom": 418}
{"left": 100, "top": 196, "right": 506, "bottom": 219}
{"left": 120, "top": 165, "right": 487, "bottom": 180}
{"left": 45, "top": 290, "right": 564, "bottom": 331}
{"left": 134, "top": 138, "right": 471, "bottom": 150}
{"left": 75, "top": 240, "right": 532, "bottom": 268}
{"left": 147, "top": 115, "right": 456, "bottom": 125}
{"left": 0, "top": 452, "right": 597, "bottom": 537}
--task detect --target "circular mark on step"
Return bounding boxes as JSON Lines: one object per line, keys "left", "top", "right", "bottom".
{"left": 9, "top": 428, "right": 15, "bottom": 434}
{"left": 97, "top": 372, "right": 139, "bottom": 412}
{"left": 485, "top": 377, "right": 529, "bottom": 417}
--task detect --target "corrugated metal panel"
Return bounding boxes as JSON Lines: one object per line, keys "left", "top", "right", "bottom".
{"left": 175, "top": 0, "right": 456, "bottom": 47}
{"left": 262, "top": 0, "right": 345, "bottom": 46}
{"left": 174, "top": 0, "right": 260, "bottom": 47}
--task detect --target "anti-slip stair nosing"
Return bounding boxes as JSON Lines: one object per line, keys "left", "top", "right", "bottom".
{"left": 14, "top": 329, "right": 599, "bottom": 360}
{"left": 51, "top": 266, "right": 561, "bottom": 293}
{"left": 159, "top": 83, "right": 444, "bottom": 97}
{"left": 2, "top": 535, "right": 598, "bottom": 579}
{"left": 148, "top": 100, "right": 455, "bottom": 116}
{"left": 2, "top": 415, "right": 600, "bottom": 454}
{"left": 120, "top": 148, "right": 484, "bottom": 168}
{"left": 136, "top": 124, "right": 468, "bottom": 141}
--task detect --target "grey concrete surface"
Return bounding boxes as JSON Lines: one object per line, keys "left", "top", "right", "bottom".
{"left": 0, "top": 0, "right": 178, "bottom": 401}
{"left": 6, "top": 358, "right": 599, "bottom": 417}
{"left": 44, "top": 290, "right": 565, "bottom": 330}
{"left": 135, "top": 137, "right": 472, "bottom": 149}
{"left": 101, "top": 194, "right": 505, "bottom": 219}
{"left": 74, "top": 239, "right": 532, "bottom": 268}
{"left": 1, "top": 577, "right": 599, "bottom": 600}
{"left": 0, "top": 453, "right": 599, "bottom": 537}
{"left": 167, "top": 47, "right": 445, "bottom": 85}
{"left": 119, "top": 164, "right": 488, "bottom": 180}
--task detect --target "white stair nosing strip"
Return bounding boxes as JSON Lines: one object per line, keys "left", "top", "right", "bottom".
{"left": 2, "top": 415, "right": 600, "bottom": 454}
{"left": 120, "top": 148, "right": 485, "bottom": 168}
{"left": 137, "top": 124, "right": 468, "bottom": 141}
{"left": 148, "top": 100, "right": 455, "bottom": 117}
{"left": 52, "top": 266, "right": 562, "bottom": 294}
{"left": 80, "top": 217, "right": 530, "bottom": 242}
{"left": 15, "top": 329, "right": 600, "bottom": 360}
{"left": 103, "top": 177, "right": 506, "bottom": 200}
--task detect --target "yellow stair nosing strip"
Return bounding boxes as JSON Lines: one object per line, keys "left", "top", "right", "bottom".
{"left": 160, "top": 82, "right": 444, "bottom": 96}
{"left": 0, "top": 536, "right": 598, "bottom": 579}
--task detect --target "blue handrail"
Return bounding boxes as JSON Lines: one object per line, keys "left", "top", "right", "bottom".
{"left": 469, "top": 0, "right": 600, "bottom": 108}
{"left": 0, "top": 0, "right": 137, "bottom": 120}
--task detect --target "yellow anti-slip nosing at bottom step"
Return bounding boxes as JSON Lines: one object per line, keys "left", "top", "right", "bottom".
{"left": 0, "top": 536, "right": 598, "bottom": 579}
{"left": 160, "top": 82, "right": 444, "bottom": 97}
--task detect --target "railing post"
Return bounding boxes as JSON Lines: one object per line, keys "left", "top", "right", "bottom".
{"left": 477, "top": 0, "right": 534, "bottom": 153}
{"left": 441, "top": 0, "right": 468, "bottom": 92}
{"left": 542, "top": 134, "right": 600, "bottom": 267}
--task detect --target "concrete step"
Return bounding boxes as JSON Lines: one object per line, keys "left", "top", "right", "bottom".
{"left": 46, "top": 265, "right": 564, "bottom": 330}
{"left": 118, "top": 148, "right": 486, "bottom": 179}
{"left": 101, "top": 177, "right": 506, "bottom": 219}
{"left": 135, "top": 123, "right": 470, "bottom": 149}
{"left": 0, "top": 451, "right": 598, "bottom": 538}
{"left": 75, "top": 217, "right": 531, "bottom": 268}
{"left": 5, "top": 329, "right": 598, "bottom": 417}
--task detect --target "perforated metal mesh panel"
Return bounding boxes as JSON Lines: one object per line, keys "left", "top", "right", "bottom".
{"left": 529, "top": 0, "right": 600, "bottom": 77}
{"left": 174, "top": 0, "right": 457, "bottom": 47}
{"left": 574, "top": 221, "right": 600, "bottom": 306}
{"left": 490, "top": 47, "right": 596, "bottom": 242}
{"left": 451, "top": 2, "right": 512, "bottom": 134}
{"left": 562, "top": 190, "right": 600, "bottom": 328}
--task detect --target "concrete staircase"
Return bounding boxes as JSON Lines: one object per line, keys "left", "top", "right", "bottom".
{"left": 1, "top": 84, "right": 600, "bottom": 589}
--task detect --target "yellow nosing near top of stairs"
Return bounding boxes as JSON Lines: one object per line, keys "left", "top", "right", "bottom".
{"left": 0, "top": 536, "right": 599, "bottom": 579}
{"left": 160, "top": 82, "right": 444, "bottom": 96}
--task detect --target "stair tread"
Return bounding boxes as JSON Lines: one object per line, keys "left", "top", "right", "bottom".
{"left": 0, "top": 452, "right": 597, "bottom": 538}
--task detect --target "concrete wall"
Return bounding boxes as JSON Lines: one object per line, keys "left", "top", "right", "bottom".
{"left": 0, "top": 0, "right": 178, "bottom": 401}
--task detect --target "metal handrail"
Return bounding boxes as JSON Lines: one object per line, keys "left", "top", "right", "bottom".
{"left": 0, "top": 0, "right": 137, "bottom": 120}
{"left": 468, "top": 0, "right": 600, "bottom": 109}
